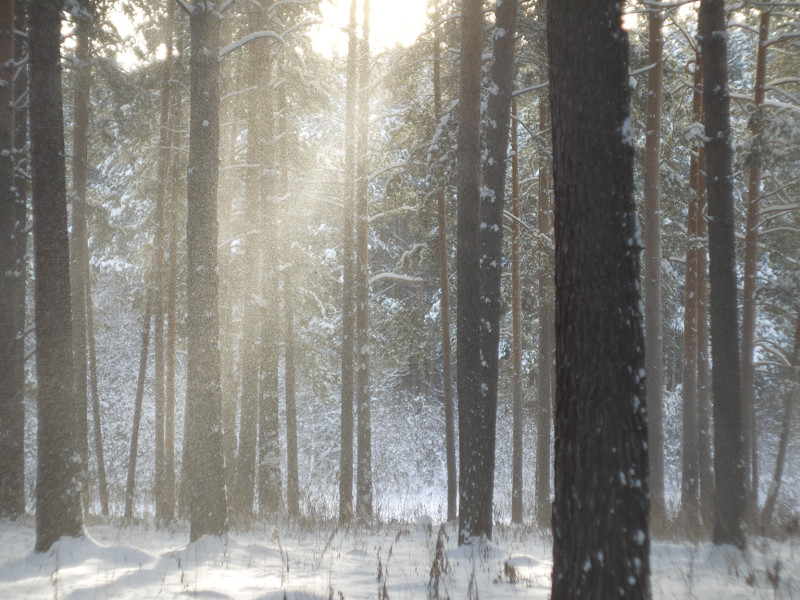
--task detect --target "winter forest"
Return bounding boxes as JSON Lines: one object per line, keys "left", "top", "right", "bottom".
{"left": 1, "top": 0, "right": 800, "bottom": 597}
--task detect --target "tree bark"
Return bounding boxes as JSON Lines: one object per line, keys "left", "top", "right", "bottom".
{"left": 432, "top": 1, "right": 457, "bottom": 525}
{"left": 29, "top": 0, "right": 85, "bottom": 551}
{"left": 740, "top": 11, "right": 770, "bottom": 519}
{"left": 510, "top": 99, "right": 523, "bottom": 525}
{"left": 338, "top": 0, "right": 358, "bottom": 524}
{"left": 476, "top": 0, "right": 518, "bottom": 535}
{"left": 186, "top": 0, "right": 228, "bottom": 541}
{"left": 0, "top": 0, "right": 23, "bottom": 519}
{"left": 643, "top": 8, "right": 666, "bottom": 528}
{"left": 548, "top": 0, "right": 651, "bottom": 596}
{"left": 700, "top": 0, "right": 746, "bottom": 550}
{"left": 535, "top": 98, "right": 553, "bottom": 530}
{"left": 456, "top": 0, "right": 485, "bottom": 546}
{"left": 355, "top": 0, "right": 373, "bottom": 520}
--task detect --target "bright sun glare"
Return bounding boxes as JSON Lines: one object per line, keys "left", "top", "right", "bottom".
{"left": 311, "top": 0, "right": 430, "bottom": 57}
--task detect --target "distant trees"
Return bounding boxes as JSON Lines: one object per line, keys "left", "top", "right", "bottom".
{"left": 29, "top": 0, "right": 85, "bottom": 551}
{"left": 548, "top": 0, "right": 650, "bottom": 596}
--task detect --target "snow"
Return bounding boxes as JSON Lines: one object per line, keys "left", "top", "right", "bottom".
{"left": 1, "top": 519, "right": 798, "bottom": 599}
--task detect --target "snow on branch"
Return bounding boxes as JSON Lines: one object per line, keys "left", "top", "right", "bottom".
{"left": 369, "top": 273, "right": 424, "bottom": 286}
{"left": 219, "top": 30, "right": 284, "bottom": 60}
{"left": 268, "top": 0, "right": 320, "bottom": 15}
{"left": 754, "top": 339, "right": 794, "bottom": 368}
{"left": 176, "top": 0, "right": 193, "bottom": 15}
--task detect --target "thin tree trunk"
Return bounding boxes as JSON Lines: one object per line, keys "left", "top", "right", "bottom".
{"left": 29, "top": 0, "right": 85, "bottom": 550}
{"left": 186, "top": 0, "right": 228, "bottom": 541}
{"left": 476, "top": 0, "right": 518, "bottom": 538}
{"left": 535, "top": 98, "right": 553, "bottom": 530}
{"left": 153, "top": 0, "right": 174, "bottom": 525}
{"left": 338, "top": 0, "right": 358, "bottom": 524}
{"left": 85, "top": 253, "right": 109, "bottom": 516}
{"left": 355, "top": 0, "right": 373, "bottom": 520}
{"left": 760, "top": 314, "right": 799, "bottom": 530}
{"left": 456, "top": 0, "right": 485, "bottom": 546}
{"left": 510, "top": 99, "right": 523, "bottom": 525}
{"left": 432, "top": 1, "right": 456, "bottom": 525}
{"left": 124, "top": 294, "right": 152, "bottom": 521}
{"left": 0, "top": 0, "right": 22, "bottom": 519}
{"left": 644, "top": 8, "right": 666, "bottom": 528}
{"left": 69, "top": 4, "right": 92, "bottom": 508}
{"left": 741, "top": 11, "right": 770, "bottom": 519}
{"left": 548, "top": 0, "right": 651, "bottom": 595}
{"left": 681, "top": 54, "right": 703, "bottom": 531}
{"left": 164, "top": 170, "right": 179, "bottom": 523}
{"left": 700, "top": 0, "right": 746, "bottom": 550}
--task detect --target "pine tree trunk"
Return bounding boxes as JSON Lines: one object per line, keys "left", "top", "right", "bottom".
{"left": 164, "top": 170, "right": 179, "bottom": 523}
{"left": 681, "top": 55, "right": 703, "bottom": 531}
{"left": 475, "top": 0, "right": 517, "bottom": 536}
{"left": 535, "top": 98, "right": 553, "bottom": 530}
{"left": 644, "top": 8, "right": 666, "bottom": 528}
{"left": 338, "top": 0, "right": 358, "bottom": 524}
{"left": 741, "top": 11, "right": 770, "bottom": 519}
{"left": 29, "top": 0, "right": 85, "bottom": 550}
{"left": 700, "top": 0, "right": 746, "bottom": 550}
{"left": 548, "top": 0, "right": 651, "bottom": 596}
{"left": 355, "top": 0, "right": 373, "bottom": 520}
{"left": 186, "top": 0, "right": 228, "bottom": 541}
{"left": 0, "top": 0, "right": 23, "bottom": 519}
{"left": 456, "top": 0, "right": 485, "bottom": 546}
{"left": 510, "top": 99, "right": 523, "bottom": 525}
{"left": 432, "top": 3, "right": 457, "bottom": 525}
{"left": 153, "top": 0, "right": 174, "bottom": 526}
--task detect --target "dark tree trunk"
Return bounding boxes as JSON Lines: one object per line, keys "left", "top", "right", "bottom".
{"left": 456, "top": 0, "right": 485, "bottom": 546}
{"left": 124, "top": 295, "right": 152, "bottom": 521}
{"left": 432, "top": 2, "right": 456, "bottom": 525}
{"left": 29, "top": 0, "right": 85, "bottom": 551}
{"left": 185, "top": 0, "right": 227, "bottom": 541}
{"left": 643, "top": 8, "right": 666, "bottom": 528}
{"left": 475, "top": 0, "right": 517, "bottom": 535}
{"left": 548, "top": 0, "right": 651, "bottom": 596}
{"left": 535, "top": 98, "right": 553, "bottom": 530}
{"left": 355, "top": 0, "right": 372, "bottom": 521}
{"left": 700, "top": 0, "right": 746, "bottom": 551}
{"left": 740, "top": 11, "right": 770, "bottom": 519}
{"left": 338, "top": 0, "right": 358, "bottom": 524}
{"left": 0, "top": 0, "right": 23, "bottom": 519}
{"left": 510, "top": 100, "right": 523, "bottom": 525}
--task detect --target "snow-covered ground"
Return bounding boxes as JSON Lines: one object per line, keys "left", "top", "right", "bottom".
{"left": 1, "top": 517, "right": 798, "bottom": 599}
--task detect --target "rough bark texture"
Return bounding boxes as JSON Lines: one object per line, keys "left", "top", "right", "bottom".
{"left": 432, "top": 5, "right": 457, "bottom": 524}
{"left": 338, "top": 0, "right": 358, "bottom": 524}
{"left": 643, "top": 9, "right": 666, "bottom": 528}
{"left": 0, "top": 0, "right": 23, "bottom": 519}
{"left": 548, "top": 1, "right": 651, "bottom": 596}
{"left": 535, "top": 98, "right": 553, "bottom": 530}
{"left": 29, "top": 0, "right": 85, "bottom": 551}
{"left": 700, "top": 0, "right": 746, "bottom": 550}
{"left": 473, "top": 0, "right": 518, "bottom": 535}
{"left": 740, "top": 11, "right": 770, "bottom": 517}
{"left": 355, "top": 0, "right": 373, "bottom": 520}
{"left": 510, "top": 100, "right": 523, "bottom": 525}
{"left": 186, "top": 0, "right": 228, "bottom": 541}
{"left": 456, "top": 0, "right": 486, "bottom": 546}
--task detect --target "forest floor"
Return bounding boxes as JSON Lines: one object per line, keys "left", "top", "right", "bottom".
{"left": 1, "top": 516, "right": 798, "bottom": 599}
